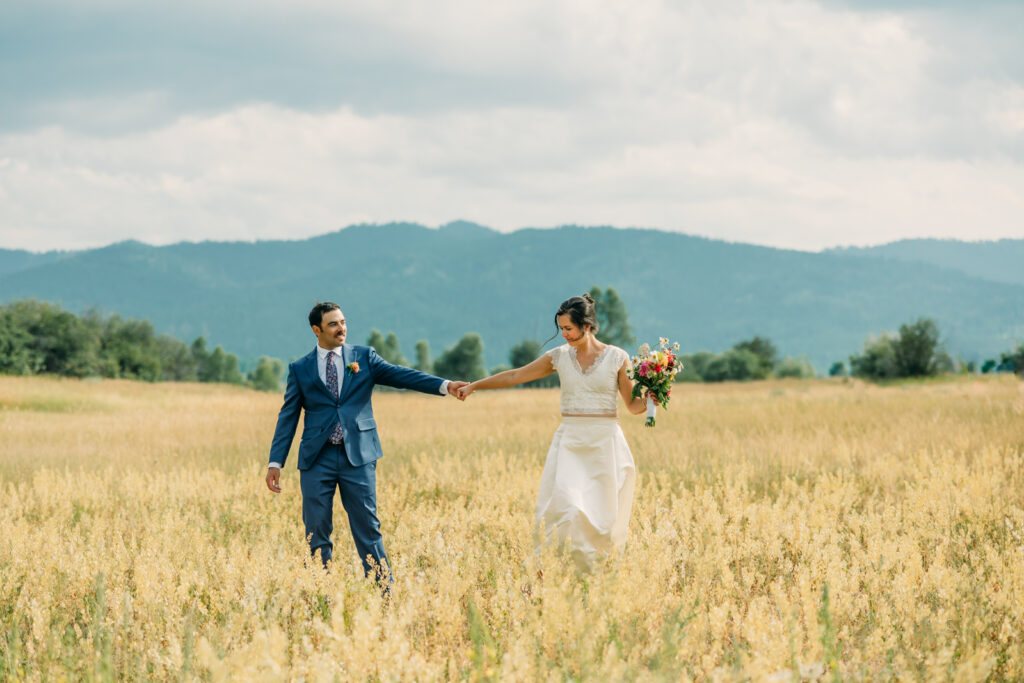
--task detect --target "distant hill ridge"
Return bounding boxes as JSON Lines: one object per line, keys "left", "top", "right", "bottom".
{"left": 2, "top": 223, "right": 1022, "bottom": 371}
{"left": 828, "top": 238, "right": 1024, "bottom": 287}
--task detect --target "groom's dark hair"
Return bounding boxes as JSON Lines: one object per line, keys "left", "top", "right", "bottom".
{"left": 309, "top": 302, "right": 342, "bottom": 329}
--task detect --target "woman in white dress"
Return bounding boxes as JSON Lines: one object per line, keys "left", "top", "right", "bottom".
{"left": 457, "top": 294, "right": 649, "bottom": 570}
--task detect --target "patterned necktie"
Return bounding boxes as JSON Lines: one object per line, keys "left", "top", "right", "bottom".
{"left": 325, "top": 351, "right": 344, "bottom": 444}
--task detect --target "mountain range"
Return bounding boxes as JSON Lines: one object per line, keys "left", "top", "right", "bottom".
{"left": 1, "top": 222, "right": 1022, "bottom": 372}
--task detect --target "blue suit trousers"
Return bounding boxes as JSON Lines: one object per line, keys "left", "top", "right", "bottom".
{"left": 300, "top": 442, "right": 391, "bottom": 582}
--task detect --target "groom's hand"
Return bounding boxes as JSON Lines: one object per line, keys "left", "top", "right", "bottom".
{"left": 266, "top": 467, "right": 281, "bottom": 493}
{"left": 447, "top": 380, "right": 469, "bottom": 398}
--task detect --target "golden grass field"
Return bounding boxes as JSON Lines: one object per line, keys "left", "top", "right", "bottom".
{"left": 2, "top": 374, "right": 1023, "bottom": 681}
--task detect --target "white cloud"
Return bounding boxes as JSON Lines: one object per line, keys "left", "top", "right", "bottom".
{"left": 1, "top": 0, "right": 1022, "bottom": 251}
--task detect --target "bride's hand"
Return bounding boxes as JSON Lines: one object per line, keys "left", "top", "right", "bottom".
{"left": 456, "top": 383, "right": 475, "bottom": 401}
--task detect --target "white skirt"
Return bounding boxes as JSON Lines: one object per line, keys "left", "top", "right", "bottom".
{"left": 535, "top": 416, "right": 636, "bottom": 570}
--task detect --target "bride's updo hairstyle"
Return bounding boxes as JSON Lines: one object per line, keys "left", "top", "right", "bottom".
{"left": 557, "top": 293, "right": 599, "bottom": 334}
{"left": 543, "top": 293, "right": 599, "bottom": 346}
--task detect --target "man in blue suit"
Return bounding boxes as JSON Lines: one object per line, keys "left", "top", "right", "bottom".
{"left": 265, "top": 302, "right": 467, "bottom": 583}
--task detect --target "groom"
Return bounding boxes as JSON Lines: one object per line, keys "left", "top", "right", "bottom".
{"left": 266, "top": 302, "right": 467, "bottom": 582}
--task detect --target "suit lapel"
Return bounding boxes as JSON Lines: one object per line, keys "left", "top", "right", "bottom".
{"left": 303, "top": 348, "right": 333, "bottom": 399}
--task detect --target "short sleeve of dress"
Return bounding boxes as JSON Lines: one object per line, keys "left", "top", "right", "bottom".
{"left": 614, "top": 346, "right": 631, "bottom": 371}
{"left": 545, "top": 345, "right": 563, "bottom": 372}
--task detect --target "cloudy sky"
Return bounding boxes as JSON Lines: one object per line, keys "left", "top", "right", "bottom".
{"left": 1, "top": 0, "right": 1022, "bottom": 252}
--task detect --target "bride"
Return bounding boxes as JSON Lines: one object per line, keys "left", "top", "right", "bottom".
{"left": 457, "top": 294, "right": 648, "bottom": 570}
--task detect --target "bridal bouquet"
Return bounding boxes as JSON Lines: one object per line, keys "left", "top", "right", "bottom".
{"left": 628, "top": 338, "right": 682, "bottom": 427}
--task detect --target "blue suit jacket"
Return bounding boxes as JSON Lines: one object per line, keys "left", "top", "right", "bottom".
{"left": 269, "top": 344, "right": 445, "bottom": 470}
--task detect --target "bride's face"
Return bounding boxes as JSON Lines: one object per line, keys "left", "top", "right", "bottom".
{"left": 557, "top": 314, "right": 589, "bottom": 345}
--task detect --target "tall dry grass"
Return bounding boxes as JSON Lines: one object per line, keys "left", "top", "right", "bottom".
{"left": 1, "top": 374, "right": 1023, "bottom": 680}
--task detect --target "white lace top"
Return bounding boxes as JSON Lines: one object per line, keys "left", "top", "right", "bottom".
{"left": 546, "top": 344, "right": 630, "bottom": 415}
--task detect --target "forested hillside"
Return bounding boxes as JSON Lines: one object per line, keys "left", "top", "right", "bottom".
{"left": 2, "top": 223, "right": 1022, "bottom": 370}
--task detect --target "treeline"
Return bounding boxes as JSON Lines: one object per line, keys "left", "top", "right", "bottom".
{"left": 675, "top": 317, "right": 1024, "bottom": 383}
{"left": 831, "top": 316, "right": 1024, "bottom": 381}
{"left": 0, "top": 300, "right": 284, "bottom": 391}
{"left": 365, "top": 287, "right": 636, "bottom": 387}
{"left": 368, "top": 331, "right": 558, "bottom": 389}
{"left": 364, "top": 286, "right": 818, "bottom": 385}
{"left": 4, "top": 297, "right": 1021, "bottom": 393}
{"left": 674, "top": 337, "right": 815, "bottom": 383}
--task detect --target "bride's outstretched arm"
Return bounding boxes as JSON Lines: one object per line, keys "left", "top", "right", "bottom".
{"left": 457, "top": 354, "right": 555, "bottom": 399}
{"left": 618, "top": 362, "right": 648, "bottom": 415}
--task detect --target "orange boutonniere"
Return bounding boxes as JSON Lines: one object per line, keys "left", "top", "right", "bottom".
{"left": 346, "top": 362, "right": 360, "bottom": 375}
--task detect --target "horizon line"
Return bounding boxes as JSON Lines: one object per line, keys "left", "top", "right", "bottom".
{"left": 2, "top": 221, "right": 1019, "bottom": 255}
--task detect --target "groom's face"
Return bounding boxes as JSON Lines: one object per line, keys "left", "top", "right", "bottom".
{"left": 313, "top": 308, "right": 347, "bottom": 349}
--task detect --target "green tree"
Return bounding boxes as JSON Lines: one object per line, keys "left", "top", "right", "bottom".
{"left": 433, "top": 334, "right": 486, "bottom": 381}
{"left": 849, "top": 334, "right": 899, "bottom": 380}
{"left": 197, "top": 344, "right": 244, "bottom": 384}
{"left": 156, "top": 335, "right": 197, "bottom": 382}
{"left": 248, "top": 356, "right": 285, "bottom": 392}
{"left": 509, "top": 339, "right": 542, "bottom": 368}
{"left": 221, "top": 349, "right": 244, "bottom": 384}
{"left": 384, "top": 333, "right": 406, "bottom": 366}
{"left": 191, "top": 336, "right": 210, "bottom": 372}
{"left": 676, "top": 350, "right": 714, "bottom": 383}
{"left": 99, "top": 315, "right": 162, "bottom": 381}
{"left": 0, "top": 300, "right": 100, "bottom": 377}
{"left": 732, "top": 336, "right": 777, "bottom": 379}
{"left": 366, "top": 329, "right": 386, "bottom": 358}
{"left": 367, "top": 329, "right": 407, "bottom": 366}
{"left": 893, "top": 317, "right": 941, "bottom": 377}
{"left": 414, "top": 340, "right": 433, "bottom": 374}
{"left": 999, "top": 343, "right": 1024, "bottom": 375}
{"left": 508, "top": 339, "right": 558, "bottom": 388}
{"left": 828, "top": 361, "right": 847, "bottom": 378}
{"left": 201, "top": 346, "right": 227, "bottom": 383}
{"left": 775, "top": 356, "right": 815, "bottom": 379}
{"left": 703, "top": 349, "right": 762, "bottom": 382}
{"left": 0, "top": 300, "right": 257, "bottom": 388}
{"left": 589, "top": 286, "right": 635, "bottom": 349}
{"left": 0, "top": 303, "right": 35, "bottom": 374}
{"left": 981, "top": 359, "right": 997, "bottom": 374}
{"left": 850, "top": 318, "right": 948, "bottom": 381}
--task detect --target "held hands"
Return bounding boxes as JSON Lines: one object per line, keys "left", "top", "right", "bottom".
{"left": 456, "top": 383, "right": 475, "bottom": 401}
{"left": 447, "top": 380, "right": 470, "bottom": 399}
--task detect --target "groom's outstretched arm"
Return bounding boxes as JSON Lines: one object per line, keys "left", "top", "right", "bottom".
{"left": 266, "top": 365, "right": 303, "bottom": 492}
{"left": 366, "top": 347, "right": 467, "bottom": 397}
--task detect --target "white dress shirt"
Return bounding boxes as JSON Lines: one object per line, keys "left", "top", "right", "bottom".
{"left": 268, "top": 344, "right": 450, "bottom": 469}
{"left": 317, "top": 344, "right": 346, "bottom": 393}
